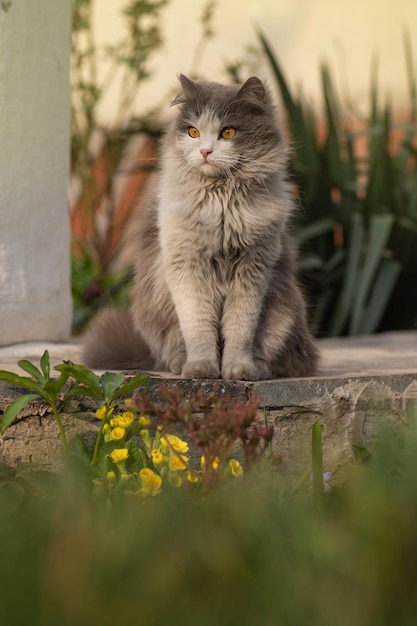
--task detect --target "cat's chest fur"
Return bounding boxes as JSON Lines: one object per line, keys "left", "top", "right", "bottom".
{"left": 158, "top": 172, "right": 281, "bottom": 258}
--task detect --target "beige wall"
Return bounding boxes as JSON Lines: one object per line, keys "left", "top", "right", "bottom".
{"left": 94, "top": 0, "right": 417, "bottom": 125}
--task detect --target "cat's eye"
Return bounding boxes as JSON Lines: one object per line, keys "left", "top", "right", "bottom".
{"left": 188, "top": 126, "right": 200, "bottom": 138}
{"left": 221, "top": 127, "right": 237, "bottom": 140}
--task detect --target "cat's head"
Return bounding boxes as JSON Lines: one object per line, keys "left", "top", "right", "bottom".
{"left": 169, "top": 75, "right": 284, "bottom": 179}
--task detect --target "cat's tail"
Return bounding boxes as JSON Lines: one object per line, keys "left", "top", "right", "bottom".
{"left": 82, "top": 308, "right": 155, "bottom": 371}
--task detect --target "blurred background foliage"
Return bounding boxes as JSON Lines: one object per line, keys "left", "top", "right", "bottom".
{"left": 71, "top": 0, "right": 168, "bottom": 330}
{"left": 70, "top": 0, "right": 417, "bottom": 337}
{"left": 254, "top": 31, "right": 417, "bottom": 337}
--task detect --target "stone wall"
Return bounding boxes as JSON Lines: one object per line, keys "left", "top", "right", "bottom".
{"left": 1, "top": 373, "right": 417, "bottom": 479}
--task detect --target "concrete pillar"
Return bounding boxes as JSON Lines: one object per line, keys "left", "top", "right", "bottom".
{"left": 0, "top": 0, "right": 72, "bottom": 346}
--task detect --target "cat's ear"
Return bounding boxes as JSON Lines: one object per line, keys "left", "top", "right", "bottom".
{"left": 237, "top": 77, "right": 267, "bottom": 110}
{"left": 171, "top": 74, "right": 200, "bottom": 106}
{"left": 179, "top": 74, "right": 200, "bottom": 98}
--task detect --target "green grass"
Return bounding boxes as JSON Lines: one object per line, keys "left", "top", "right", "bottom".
{"left": 2, "top": 425, "right": 417, "bottom": 626}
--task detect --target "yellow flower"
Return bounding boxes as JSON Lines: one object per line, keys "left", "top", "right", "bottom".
{"left": 138, "top": 415, "right": 151, "bottom": 427}
{"left": 103, "top": 423, "right": 112, "bottom": 443}
{"left": 110, "top": 448, "right": 129, "bottom": 464}
{"left": 186, "top": 471, "right": 199, "bottom": 483}
{"left": 111, "top": 412, "right": 134, "bottom": 429}
{"left": 169, "top": 454, "right": 188, "bottom": 471}
{"left": 169, "top": 474, "right": 183, "bottom": 488}
{"left": 95, "top": 406, "right": 113, "bottom": 420}
{"left": 111, "top": 426, "right": 126, "bottom": 441}
{"left": 229, "top": 459, "right": 243, "bottom": 477}
{"left": 201, "top": 455, "right": 219, "bottom": 470}
{"left": 119, "top": 411, "right": 135, "bottom": 428}
{"left": 161, "top": 434, "right": 189, "bottom": 454}
{"left": 151, "top": 449, "right": 164, "bottom": 465}
{"left": 106, "top": 471, "right": 117, "bottom": 484}
{"left": 139, "top": 429, "right": 151, "bottom": 452}
{"left": 140, "top": 468, "right": 154, "bottom": 478}
{"left": 139, "top": 468, "right": 162, "bottom": 496}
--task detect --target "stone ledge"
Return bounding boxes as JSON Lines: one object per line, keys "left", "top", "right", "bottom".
{"left": 1, "top": 331, "right": 416, "bottom": 478}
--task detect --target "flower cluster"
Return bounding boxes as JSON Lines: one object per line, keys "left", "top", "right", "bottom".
{"left": 139, "top": 428, "right": 243, "bottom": 493}
{"left": 93, "top": 401, "right": 243, "bottom": 499}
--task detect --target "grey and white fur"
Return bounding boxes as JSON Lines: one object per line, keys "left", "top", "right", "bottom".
{"left": 83, "top": 74, "right": 318, "bottom": 380}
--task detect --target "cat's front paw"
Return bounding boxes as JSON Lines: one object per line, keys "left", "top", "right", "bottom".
{"left": 181, "top": 359, "right": 221, "bottom": 379}
{"left": 253, "top": 359, "right": 272, "bottom": 380}
{"left": 222, "top": 359, "right": 260, "bottom": 381}
{"left": 169, "top": 354, "right": 186, "bottom": 375}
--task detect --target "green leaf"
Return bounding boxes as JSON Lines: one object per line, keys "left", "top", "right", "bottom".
{"left": 1, "top": 393, "right": 40, "bottom": 433}
{"left": 68, "top": 433, "right": 93, "bottom": 465}
{"left": 295, "top": 217, "right": 334, "bottom": 245}
{"left": 40, "top": 350, "right": 50, "bottom": 381}
{"left": 257, "top": 29, "right": 296, "bottom": 114}
{"left": 16, "top": 360, "right": 44, "bottom": 384}
{"left": 100, "top": 371, "right": 126, "bottom": 400}
{"left": 63, "top": 384, "right": 101, "bottom": 401}
{"left": 358, "top": 259, "right": 402, "bottom": 334}
{"left": 95, "top": 441, "right": 122, "bottom": 475}
{"left": 126, "top": 439, "right": 148, "bottom": 474}
{"left": 0, "top": 481, "right": 25, "bottom": 513}
{"left": 311, "top": 420, "right": 324, "bottom": 506}
{"left": 330, "top": 212, "right": 364, "bottom": 336}
{"left": 43, "top": 373, "right": 70, "bottom": 399}
{"left": 55, "top": 362, "right": 103, "bottom": 398}
{"left": 322, "top": 249, "right": 345, "bottom": 273}
{"left": 14, "top": 465, "right": 56, "bottom": 496}
{"left": 110, "top": 374, "right": 150, "bottom": 402}
{"left": 349, "top": 214, "right": 394, "bottom": 334}
{"left": 352, "top": 444, "right": 372, "bottom": 465}
{"left": 257, "top": 28, "right": 319, "bottom": 186}
{"left": 321, "top": 64, "right": 347, "bottom": 186}
{"left": 0, "top": 371, "right": 46, "bottom": 397}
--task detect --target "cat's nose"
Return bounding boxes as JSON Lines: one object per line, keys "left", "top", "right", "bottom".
{"left": 200, "top": 148, "right": 212, "bottom": 160}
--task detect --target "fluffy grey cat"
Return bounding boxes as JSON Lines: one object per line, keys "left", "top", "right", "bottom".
{"left": 83, "top": 74, "right": 318, "bottom": 380}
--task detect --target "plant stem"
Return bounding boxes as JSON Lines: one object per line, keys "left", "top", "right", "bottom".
{"left": 312, "top": 420, "right": 324, "bottom": 508}
{"left": 50, "top": 399, "right": 68, "bottom": 455}
{"left": 92, "top": 420, "right": 106, "bottom": 466}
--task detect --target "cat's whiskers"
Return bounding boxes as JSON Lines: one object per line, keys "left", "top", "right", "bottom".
{"left": 164, "top": 157, "right": 194, "bottom": 180}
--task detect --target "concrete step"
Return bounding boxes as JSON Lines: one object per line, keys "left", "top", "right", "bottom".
{"left": 1, "top": 331, "right": 417, "bottom": 480}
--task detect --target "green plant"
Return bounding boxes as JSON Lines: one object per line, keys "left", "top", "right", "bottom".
{"left": 77, "top": 393, "right": 250, "bottom": 501}
{"left": 2, "top": 421, "right": 417, "bottom": 626}
{"left": 255, "top": 31, "right": 417, "bottom": 336}
{"left": 0, "top": 353, "right": 273, "bottom": 502}
{"left": 71, "top": 249, "right": 132, "bottom": 331}
{"left": 0, "top": 351, "right": 148, "bottom": 456}
{"left": 0, "top": 352, "right": 71, "bottom": 452}
{"left": 311, "top": 418, "right": 325, "bottom": 505}
{"left": 133, "top": 385, "right": 272, "bottom": 491}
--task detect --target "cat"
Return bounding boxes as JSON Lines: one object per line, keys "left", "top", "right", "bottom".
{"left": 82, "top": 74, "right": 319, "bottom": 380}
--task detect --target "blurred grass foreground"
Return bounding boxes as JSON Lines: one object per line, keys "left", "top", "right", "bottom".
{"left": 1, "top": 424, "right": 417, "bottom": 626}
